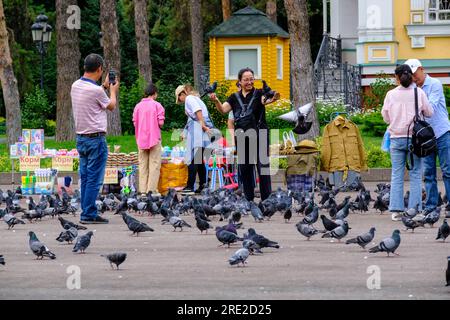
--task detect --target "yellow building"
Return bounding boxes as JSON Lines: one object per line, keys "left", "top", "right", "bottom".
{"left": 207, "top": 6, "right": 291, "bottom": 99}
{"left": 329, "top": 0, "right": 450, "bottom": 86}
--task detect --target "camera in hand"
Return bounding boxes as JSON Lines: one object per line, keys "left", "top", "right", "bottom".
{"left": 262, "top": 80, "right": 279, "bottom": 101}
{"left": 109, "top": 70, "right": 116, "bottom": 85}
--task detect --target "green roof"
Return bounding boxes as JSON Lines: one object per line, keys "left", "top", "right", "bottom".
{"left": 207, "top": 6, "right": 290, "bottom": 38}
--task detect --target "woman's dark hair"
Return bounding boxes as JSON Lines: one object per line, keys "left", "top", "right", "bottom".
{"left": 395, "top": 64, "right": 413, "bottom": 88}
{"left": 237, "top": 67, "right": 254, "bottom": 81}
{"left": 145, "top": 83, "right": 158, "bottom": 97}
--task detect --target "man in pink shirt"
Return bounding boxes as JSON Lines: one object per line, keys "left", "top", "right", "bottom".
{"left": 133, "top": 83, "right": 165, "bottom": 195}
{"left": 71, "top": 53, "right": 119, "bottom": 224}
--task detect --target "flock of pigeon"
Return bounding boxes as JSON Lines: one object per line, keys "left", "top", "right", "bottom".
{"left": 0, "top": 178, "right": 449, "bottom": 286}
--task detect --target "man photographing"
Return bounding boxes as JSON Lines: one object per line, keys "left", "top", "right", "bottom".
{"left": 71, "top": 53, "right": 119, "bottom": 224}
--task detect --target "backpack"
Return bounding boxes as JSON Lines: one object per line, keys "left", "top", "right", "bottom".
{"left": 233, "top": 91, "right": 258, "bottom": 130}
{"left": 406, "top": 88, "right": 436, "bottom": 170}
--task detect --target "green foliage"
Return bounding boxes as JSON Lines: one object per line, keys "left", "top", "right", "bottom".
{"left": 357, "top": 109, "right": 387, "bottom": 137}
{"left": 21, "top": 86, "right": 55, "bottom": 135}
{"left": 444, "top": 85, "right": 450, "bottom": 114}
{"left": 366, "top": 145, "right": 391, "bottom": 168}
{"left": 315, "top": 100, "right": 346, "bottom": 126}
{"left": 363, "top": 74, "right": 395, "bottom": 109}
{"left": 265, "top": 99, "right": 293, "bottom": 129}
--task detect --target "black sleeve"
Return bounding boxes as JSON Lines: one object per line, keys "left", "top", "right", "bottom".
{"left": 226, "top": 94, "right": 236, "bottom": 107}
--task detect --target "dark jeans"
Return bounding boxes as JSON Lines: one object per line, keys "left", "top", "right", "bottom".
{"left": 76, "top": 135, "right": 108, "bottom": 220}
{"left": 186, "top": 147, "right": 207, "bottom": 189}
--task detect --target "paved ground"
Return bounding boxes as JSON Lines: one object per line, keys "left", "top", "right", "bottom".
{"left": 0, "top": 182, "right": 449, "bottom": 300}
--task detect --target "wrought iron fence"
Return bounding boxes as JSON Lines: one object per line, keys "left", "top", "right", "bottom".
{"left": 314, "top": 35, "right": 362, "bottom": 111}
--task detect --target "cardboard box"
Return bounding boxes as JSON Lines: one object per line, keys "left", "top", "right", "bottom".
{"left": 17, "top": 143, "right": 29, "bottom": 157}
{"left": 10, "top": 144, "right": 18, "bottom": 158}
{"left": 31, "top": 129, "right": 44, "bottom": 144}
{"left": 22, "top": 129, "right": 31, "bottom": 143}
{"left": 30, "top": 143, "right": 43, "bottom": 156}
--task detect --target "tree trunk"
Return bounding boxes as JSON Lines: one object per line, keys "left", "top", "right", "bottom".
{"left": 56, "top": 0, "right": 80, "bottom": 142}
{"left": 0, "top": 0, "right": 21, "bottom": 146}
{"left": 189, "top": 0, "right": 204, "bottom": 89}
{"left": 134, "top": 0, "right": 152, "bottom": 84}
{"left": 284, "top": 0, "right": 319, "bottom": 139}
{"left": 100, "top": 0, "right": 122, "bottom": 136}
{"left": 221, "top": 0, "right": 231, "bottom": 21}
{"left": 266, "top": 0, "right": 277, "bottom": 24}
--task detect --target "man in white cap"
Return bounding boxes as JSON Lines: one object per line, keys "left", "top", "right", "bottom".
{"left": 404, "top": 58, "right": 450, "bottom": 214}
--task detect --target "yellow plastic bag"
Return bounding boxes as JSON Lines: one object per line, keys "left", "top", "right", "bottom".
{"left": 158, "top": 163, "right": 188, "bottom": 195}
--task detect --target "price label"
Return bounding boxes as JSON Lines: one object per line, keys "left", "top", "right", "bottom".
{"left": 19, "top": 156, "right": 41, "bottom": 172}
{"left": 103, "top": 168, "right": 118, "bottom": 184}
{"left": 52, "top": 156, "right": 74, "bottom": 171}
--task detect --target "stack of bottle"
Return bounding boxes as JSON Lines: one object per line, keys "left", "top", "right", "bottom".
{"left": 34, "top": 168, "right": 57, "bottom": 195}
{"left": 21, "top": 171, "right": 35, "bottom": 195}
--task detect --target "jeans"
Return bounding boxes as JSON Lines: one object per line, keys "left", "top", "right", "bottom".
{"left": 423, "top": 131, "right": 450, "bottom": 211}
{"left": 76, "top": 135, "right": 108, "bottom": 219}
{"left": 389, "top": 138, "right": 423, "bottom": 211}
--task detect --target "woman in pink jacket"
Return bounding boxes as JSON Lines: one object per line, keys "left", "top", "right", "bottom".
{"left": 133, "top": 83, "right": 165, "bottom": 196}
{"left": 381, "top": 64, "right": 433, "bottom": 220}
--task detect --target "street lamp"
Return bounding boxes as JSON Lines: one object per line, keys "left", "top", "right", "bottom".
{"left": 31, "top": 13, "right": 53, "bottom": 90}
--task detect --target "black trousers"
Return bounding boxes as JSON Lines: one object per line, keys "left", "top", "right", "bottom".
{"left": 236, "top": 129, "right": 272, "bottom": 201}
{"left": 186, "top": 147, "right": 207, "bottom": 189}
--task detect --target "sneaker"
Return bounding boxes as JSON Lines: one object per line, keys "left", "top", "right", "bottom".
{"left": 391, "top": 212, "right": 402, "bottom": 221}
{"left": 180, "top": 187, "right": 195, "bottom": 195}
{"left": 195, "top": 184, "right": 207, "bottom": 194}
{"left": 80, "top": 215, "right": 109, "bottom": 224}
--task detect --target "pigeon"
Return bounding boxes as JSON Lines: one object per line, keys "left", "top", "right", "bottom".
{"left": 101, "top": 252, "right": 127, "bottom": 270}
{"left": 56, "top": 227, "right": 78, "bottom": 244}
{"left": 301, "top": 206, "right": 319, "bottom": 225}
{"left": 228, "top": 248, "right": 250, "bottom": 267}
{"left": 321, "top": 221, "right": 349, "bottom": 242}
{"left": 436, "top": 219, "right": 449, "bottom": 242}
{"left": 296, "top": 222, "right": 318, "bottom": 240}
{"left": 28, "top": 231, "right": 56, "bottom": 260}
{"left": 369, "top": 230, "right": 401, "bottom": 257}
{"left": 249, "top": 202, "right": 263, "bottom": 222}
{"left": 345, "top": 227, "right": 376, "bottom": 249}
{"left": 421, "top": 207, "right": 441, "bottom": 227}
{"left": 166, "top": 215, "right": 191, "bottom": 231}
{"left": 2, "top": 212, "right": 25, "bottom": 229}
{"left": 403, "top": 204, "right": 419, "bottom": 219}
{"left": 446, "top": 256, "right": 450, "bottom": 286}
{"left": 283, "top": 208, "right": 292, "bottom": 223}
{"left": 195, "top": 215, "right": 213, "bottom": 234}
{"left": 401, "top": 216, "right": 423, "bottom": 232}
{"left": 0, "top": 255, "right": 4, "bottom": 265}
{"left": 121, "top": 213, "right": 155, "bottom": 236}
{"left": 215, "top": 227, "right": 243, "bottom": 247}
{"left": 320, "top": 214, "right": 340, "bottom": 232}
{"left": 58, "top": 217, "right": 87, "bottom": 230}
{"left": 72, "top": 231, "right": 94, "bottom": 253}
{"left": 242, "top": 239, "right": 263, "bottom": 255}
{"left": 335, "top": 203, "right": 350, "bottom": 220}
{"left": 245, "top": 228, "right": 280, "bottom": 249}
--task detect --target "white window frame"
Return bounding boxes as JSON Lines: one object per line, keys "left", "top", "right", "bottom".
{"left": 276, "top": 45, "right": 283, "bottom": 80}
{"left": 426, "top": 0, "right": 450, "bottom": 23}
{"left": 224, "top": 45, "right": 262, "bottom": 80}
